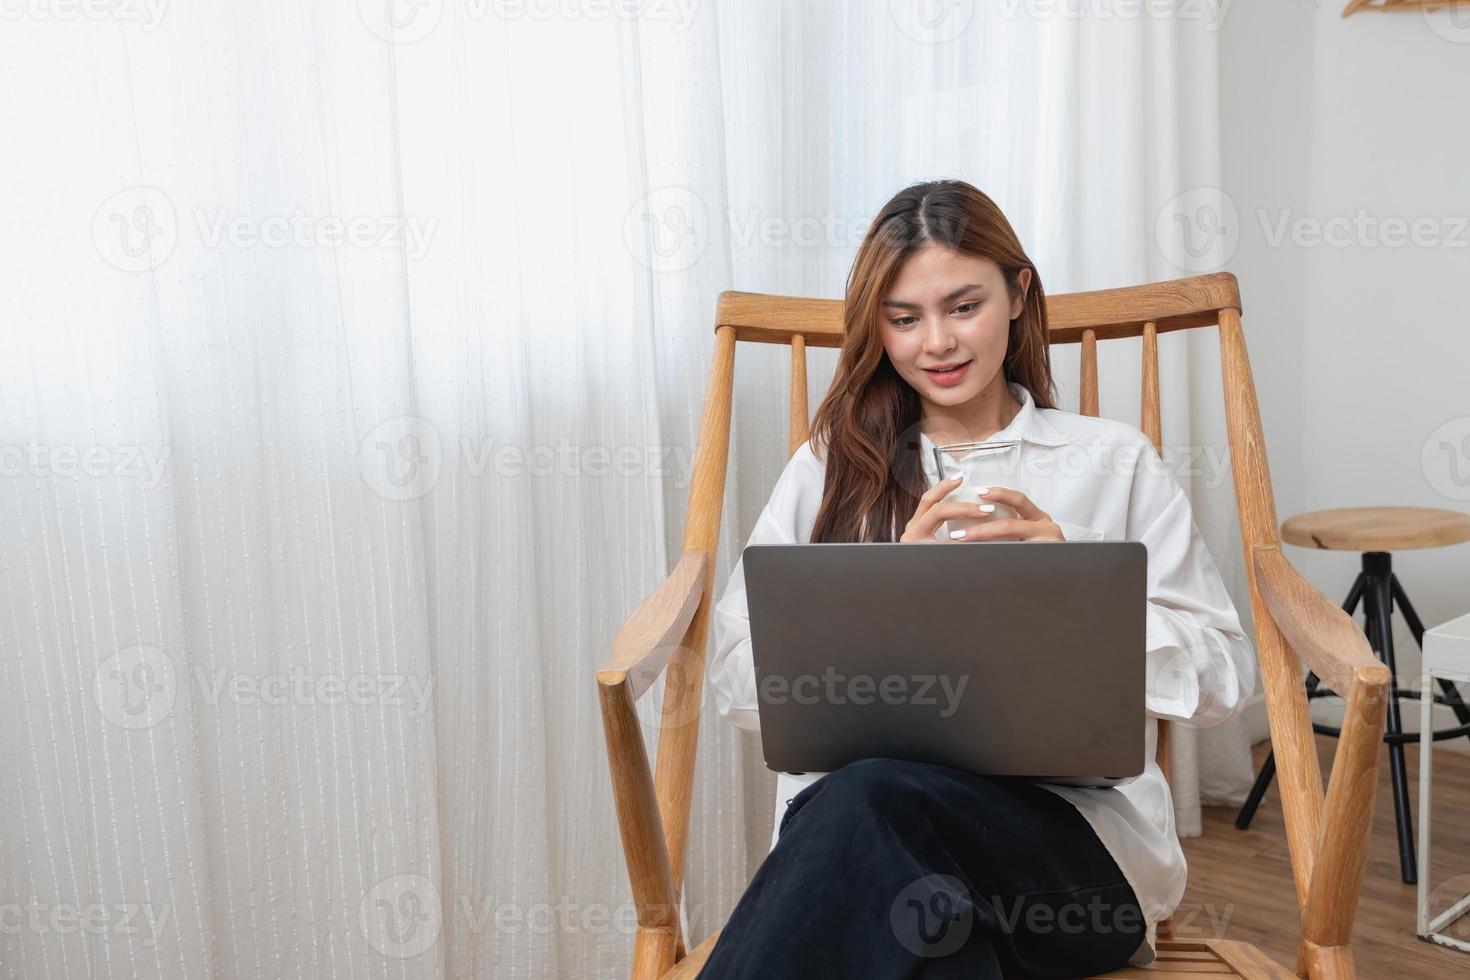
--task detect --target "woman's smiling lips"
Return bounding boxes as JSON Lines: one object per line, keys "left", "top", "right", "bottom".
{"left": 921, "top": 359, "right": 973, "bottom": 386}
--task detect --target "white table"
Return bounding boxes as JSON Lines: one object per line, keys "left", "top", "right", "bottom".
{"left": 1420, "top": 610, "right": 1470, "bottom": 952}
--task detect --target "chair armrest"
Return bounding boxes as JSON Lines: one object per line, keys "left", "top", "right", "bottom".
{"left": 1252, "top": 545, "right": 1391, "bottom": 962}
{"left": 598, "top": 550, "right": 709, "bottom": 699}
{"left": 598, "top": 678, "right": 681, "bottom": 948}
{"left": 1251, "top": 545, "right": 1390, "bottom": 697}
{"left": 595, "top": 552, "right": 711, "bottom": 968}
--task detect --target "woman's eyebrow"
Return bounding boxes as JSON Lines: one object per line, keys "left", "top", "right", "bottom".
{"left": 881, "top": 283, "right": 985, "bottom": 309}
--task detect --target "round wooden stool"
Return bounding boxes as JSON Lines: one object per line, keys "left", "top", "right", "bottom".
{"left": 1235, "top": 506, "right": 1470, "bottom": 884}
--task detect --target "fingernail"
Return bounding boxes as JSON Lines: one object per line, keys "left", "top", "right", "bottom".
{"left": 979, "top": 504, "right": 995, "bottom": 514}
{"left": 977, "top": 486, "right": 990, "bottom": 495}
{"left": 949, "top": 529, "right": 966, "bottom": 539}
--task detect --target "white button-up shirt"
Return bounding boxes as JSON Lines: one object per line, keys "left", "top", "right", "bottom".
{"left": 709, "top": 381, "right": 1257, "bottom": 967}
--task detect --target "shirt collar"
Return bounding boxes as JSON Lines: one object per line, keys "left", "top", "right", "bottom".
{"left": 916, "top": 382, "right": 1070, "bottom": 465}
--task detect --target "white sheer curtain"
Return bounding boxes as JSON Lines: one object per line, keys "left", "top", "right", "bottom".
{"left": 0, "top": 2, "right": 1249, "bottom": 977}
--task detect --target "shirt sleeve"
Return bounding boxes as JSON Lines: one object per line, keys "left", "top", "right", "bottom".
{"left": 1130, "top": 447, "right": 1258, "bottom": 727}
{"left": 709, "top": 442, "right": 826, "bottom": 733}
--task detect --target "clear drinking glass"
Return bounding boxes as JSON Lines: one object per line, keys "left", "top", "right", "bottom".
{"left": 932, "top": 441, "right": 1020, "bottom": 536}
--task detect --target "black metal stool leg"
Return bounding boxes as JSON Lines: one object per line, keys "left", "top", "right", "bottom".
{"left": 1392, "top": 575, "right": 1427, "bottom": 647}
{"left": 1235, "top": 573, "right": 1365, "bottom": 830}
{"left": 1391, "top": 574, "right": 1470, "bottom": 748}
{"left": 1234, "top": 748, "right": 1276, "bottom": 830}
{"left": 1365, "top": 557, "right": 1416, "bottom": 884}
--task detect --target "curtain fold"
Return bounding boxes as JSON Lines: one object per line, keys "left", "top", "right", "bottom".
{"left": 0, "top": 2, "right": 1248, "bottom": 976}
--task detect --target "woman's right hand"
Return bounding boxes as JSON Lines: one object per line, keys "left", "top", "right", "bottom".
{"left": 898, "top": 475, "right": 986, "bottom": 543}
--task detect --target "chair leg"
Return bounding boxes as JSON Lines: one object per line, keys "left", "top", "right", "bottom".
{"left": 1235, "top": 574, "right": 1365, "bottom": 830}
{"left": 1366, "top": 570, "right": 1417, "bottom": 884}
{"left": 1392, "top": 574, "right": 1470, "bottom": 750}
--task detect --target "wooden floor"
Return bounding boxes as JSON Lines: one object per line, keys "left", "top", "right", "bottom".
{"left": 1178, "top": 734, "right": 1470, "bottom": 977}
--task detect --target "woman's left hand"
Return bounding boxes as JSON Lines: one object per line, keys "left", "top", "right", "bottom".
{"left": 951, "top": 486, "right": 1065, "bottom": 542}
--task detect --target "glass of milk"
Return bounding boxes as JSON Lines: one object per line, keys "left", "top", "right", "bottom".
{"left": 932, "top": 444, "right": 1019, "bottom": 538}
{"left": 940, "top": 479, "right": 1020, "bottom": 537}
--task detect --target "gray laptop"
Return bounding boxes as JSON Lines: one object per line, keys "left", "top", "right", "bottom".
{"left": 743, "top": 541, "right": 1147, "bottom": 786}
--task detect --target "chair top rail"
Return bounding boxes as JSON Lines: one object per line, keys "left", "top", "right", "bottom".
{"left": 716, "top": 272, "right": 1241, "bottom": 348}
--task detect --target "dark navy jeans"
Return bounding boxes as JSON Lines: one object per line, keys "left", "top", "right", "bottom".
{"left": 698, "top": 758, "right": 1145, "bottom": 979}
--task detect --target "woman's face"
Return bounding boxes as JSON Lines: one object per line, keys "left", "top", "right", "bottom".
{"left": 879, "top": 244, "right": 1030, "bottom": 408}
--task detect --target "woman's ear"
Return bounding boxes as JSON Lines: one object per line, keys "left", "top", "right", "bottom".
{"left": 1009, "top": 267, "right": 1033, "bottom": 320}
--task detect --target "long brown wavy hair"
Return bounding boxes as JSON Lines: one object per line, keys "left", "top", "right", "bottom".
{"left": 809, "top": 180, "right": 1058, "bottom": 543}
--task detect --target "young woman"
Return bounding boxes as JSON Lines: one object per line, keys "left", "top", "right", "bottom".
{"left": 702, "top": 180, "right": 1257, "bottom": 978}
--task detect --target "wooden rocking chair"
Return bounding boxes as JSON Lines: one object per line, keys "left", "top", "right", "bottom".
{"left": 597, "top": 273, "right": 1390, "bottom": 979}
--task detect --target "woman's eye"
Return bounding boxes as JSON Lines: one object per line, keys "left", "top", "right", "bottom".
{"left": 890, "top": 316, "right": 917, "bottom": 328}
{"left": 953, "top": 301, "right": 980, "bottom": 315}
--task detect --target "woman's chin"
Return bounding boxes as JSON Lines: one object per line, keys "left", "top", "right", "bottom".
{"left": 920, "top": 375, "right": 981, "bottom": 401}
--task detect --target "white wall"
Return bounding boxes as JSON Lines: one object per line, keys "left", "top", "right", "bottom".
{"left": 1221, "top": 0, "right": 1470, "bottom": 747}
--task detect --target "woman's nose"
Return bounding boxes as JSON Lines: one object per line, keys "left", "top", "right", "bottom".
{"left": 922, "top": 319, "right": 956, "bottom": 355}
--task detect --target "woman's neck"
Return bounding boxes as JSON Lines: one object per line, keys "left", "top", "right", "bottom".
{"left": 918, "top": 376, "right": 1022, "bottom": 448}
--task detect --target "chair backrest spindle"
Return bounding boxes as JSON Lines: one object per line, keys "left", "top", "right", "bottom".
{"left": 1138, "top": 319, "right": 1172, "bottom": 782}
{"left": 789, "top": 335, "right": 810, "bottom": 457}
{"left": 1141, "top": 320, "right": 1162, "bottom": 448}
{"left": 1080, "top": 328, "right": 1100, "bottom": 417}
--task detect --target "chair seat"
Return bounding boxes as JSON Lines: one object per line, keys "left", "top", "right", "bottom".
{"left": 1281, "top": 506, "right": 1470, "bottom": 553}
{"left": 662, "top": 932, "right": 1295, "bottom": 979}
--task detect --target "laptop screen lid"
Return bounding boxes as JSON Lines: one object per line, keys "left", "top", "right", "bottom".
{"left": 742, "top": 541, "right": 1147, "bottom": 782}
